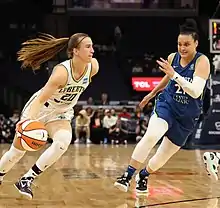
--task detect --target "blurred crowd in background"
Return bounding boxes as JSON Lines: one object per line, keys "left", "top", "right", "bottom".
{"left": 72, "top": 92, "right": 154, "bottom": 144}
{"left": 0, "top": 93, "right": 154, "bottom": 145}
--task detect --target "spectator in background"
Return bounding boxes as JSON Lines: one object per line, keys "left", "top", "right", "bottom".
{"left": 114, "top": 25, "right": 122, "bottom": 46}
{"left": 109, "top": 119, "right": 128, "bottom": 145}
{"left": 108, "top": 119, "right": 123, "bottom": 144}
{"left": 0, "top": 115, "right": 5, "bottom": 142}
{"left": 111, "top": 108, "right": 118, "bottom": 119}
{"left": 132, "top": 106, "right": 144, "bottom": 120}
{"left": 74, "top": 110, "right": 92, "bottom": 144}
{"left": 9, "top": 110, "right": 20, "bottom": 124}
{"left": 90, "top": 110, "right": 105, "bottom": 143}
{"left": 132, "top": 63, "right": 143, "bottom": 74}
{"left": 91, "top": 110, "right": 102, "bottom": 129}
{"left": 87, "top": 97, "right": 94, "bottom": 105}
{"left": 118, "top": 107, "right": 131, "bottom": 119}
{"left": 86, "top": 107, "right": 94, "bottom": 118}
{"left": 103, "top": 109, "right": 118, "bottom": 129}
{"left": 98, "top": 107, "right": 105, "bottom": 122}
{"left": 109, "top": 119, "right": 120, "bottom": 145}
{"left": 136, "top": 118, "right": 148, "bottom": 143}
{"left": 1, "top": 117, "right": 15, "bottom": 143}
{"left": 100, "top": 93, "right": 109, "bottom": 105}
{"left": 144, "top": 101, "right": 154, "bottom": 117}
{"left": 103, "top": 109, "right": 118, "bottom": 143}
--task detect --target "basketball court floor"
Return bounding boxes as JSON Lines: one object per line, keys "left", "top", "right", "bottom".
{"left": 0, "top": 143, "right": 219, "bottom": 208}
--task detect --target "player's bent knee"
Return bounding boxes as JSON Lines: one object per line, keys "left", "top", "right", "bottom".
{"left": 142, "top": 131, "right": 162, "bottom": 144}
{"left": 142, "top": 116, "right": 168, "bottom": 143}
{"left": 52, "top": 130, "right": 72, "bottom": 152}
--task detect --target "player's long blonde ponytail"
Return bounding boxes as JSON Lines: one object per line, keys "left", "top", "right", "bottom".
{"left": 17, "top": 32, "right": 89, "bottom": 70}
{"left": 17, "top": 33, "right": 69, "bottom": 70}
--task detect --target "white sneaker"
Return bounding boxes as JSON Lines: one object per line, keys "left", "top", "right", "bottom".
{"left": 203, "top": 152, "right": 219, "bottom": 181}
{"left": 74, "top": 139, "right": 80, "bottom": 144}
{"left": 86, "top": 139, "right": 92, "bottom": 144}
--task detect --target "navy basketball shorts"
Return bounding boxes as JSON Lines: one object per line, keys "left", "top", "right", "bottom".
{"left": 153, "top": 100, "right": 198, "bottom": 147}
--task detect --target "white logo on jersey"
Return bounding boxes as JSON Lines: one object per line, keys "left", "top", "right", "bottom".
{"left": 189, "top": 64, "right": 194, "bottom": 70}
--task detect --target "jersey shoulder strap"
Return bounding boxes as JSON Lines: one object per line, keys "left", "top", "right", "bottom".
{"left": 59, "top": 59, "right": 71, "bottom": 72}
{"left": 168, "top": 53, "right": 178, "bottom": 65}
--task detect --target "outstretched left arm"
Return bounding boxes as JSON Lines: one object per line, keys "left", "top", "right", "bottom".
{"left": 157, "top": 55, "right": 210, "bottom": 99}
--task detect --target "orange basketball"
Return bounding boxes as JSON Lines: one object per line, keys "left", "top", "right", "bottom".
{"left": 16, "top": 120, "right": 48, "bottom": 151}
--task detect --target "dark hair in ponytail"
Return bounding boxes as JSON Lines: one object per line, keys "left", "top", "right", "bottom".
{"left": 179, "top": 18, "right": 199, "bottom": 41}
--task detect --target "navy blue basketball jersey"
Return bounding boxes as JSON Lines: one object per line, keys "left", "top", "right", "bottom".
{"left": 161, "top": 52, "right": 205, "bottom": 119}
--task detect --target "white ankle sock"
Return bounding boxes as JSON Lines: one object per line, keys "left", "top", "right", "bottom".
{"left": 23, "top": 169, "right": 38, "bottom": 179}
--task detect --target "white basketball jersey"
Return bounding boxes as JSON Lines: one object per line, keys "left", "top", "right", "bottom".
{"left": 46, "top": 59, "right": 92, "bottom": 110}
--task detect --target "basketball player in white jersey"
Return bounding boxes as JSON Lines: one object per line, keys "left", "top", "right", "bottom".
{"left": 0, "top": 33, "right": 99, "bottom": 199}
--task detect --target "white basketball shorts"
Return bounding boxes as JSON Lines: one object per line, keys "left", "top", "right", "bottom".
{"left": 20, "top": 93, "right": 74, "bottom": 124}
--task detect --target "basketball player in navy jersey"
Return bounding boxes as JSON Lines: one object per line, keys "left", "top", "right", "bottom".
{"left": 0, "top": 33, "right": 99, "bottom": 199}
{"left": 114, "top": 19, "right": 210, "bottom": 194}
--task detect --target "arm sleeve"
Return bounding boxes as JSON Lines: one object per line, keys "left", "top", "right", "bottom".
{"left": 172, "top": 72, "right": 206, "bottom": 98}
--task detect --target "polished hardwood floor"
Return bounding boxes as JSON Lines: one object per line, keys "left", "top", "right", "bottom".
{"left": 0, "top": 143, "right": 219, "bottom": 208}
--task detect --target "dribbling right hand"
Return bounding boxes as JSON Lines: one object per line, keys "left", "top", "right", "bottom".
{"left": 139, "top": 92, "right": 155, "bottom": 109}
